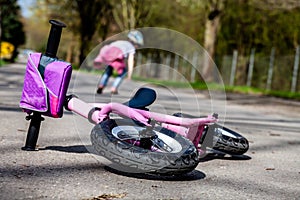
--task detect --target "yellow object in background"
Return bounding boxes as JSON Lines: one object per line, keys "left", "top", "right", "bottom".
{"left": 0, "top": 41, "right": 15, "bottom": 59}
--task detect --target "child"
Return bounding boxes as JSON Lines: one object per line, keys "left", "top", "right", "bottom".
{"left": 94, "top": 30, "right": 144, "bottom": 94}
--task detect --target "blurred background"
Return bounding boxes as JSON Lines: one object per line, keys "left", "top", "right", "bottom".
{"left": 1, "top": 0, "right": 300, "bottom": 98}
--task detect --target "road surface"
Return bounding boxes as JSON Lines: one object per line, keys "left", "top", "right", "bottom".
{"left": 0, "top": 62, "right": 299, "bottom": 199}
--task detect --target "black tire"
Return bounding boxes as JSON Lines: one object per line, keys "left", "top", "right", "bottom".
{"left": 90, "top": 119, "right": 199, "bottom": 175}
{"left": 205, "top": 123, "right": 249, "bottom": 155}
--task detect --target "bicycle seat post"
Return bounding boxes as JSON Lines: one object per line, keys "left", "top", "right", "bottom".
{"left": 22, "top": 20, "right": 66, "bottom": 151}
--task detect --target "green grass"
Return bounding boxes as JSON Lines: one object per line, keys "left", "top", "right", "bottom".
{"left": 223, "top": 86, "right": 300, "bottom": 101}
{"left": 133, "top": 76, "right": 300, "bottom": 101}
{"left": 265, "top": 90, "right": 300, "bottom": 100}
{"left": 223, "top": 85, "right": 263, "bottom": 95}
{"left": 0, "top": 59, "right": 7, "bottom": 66}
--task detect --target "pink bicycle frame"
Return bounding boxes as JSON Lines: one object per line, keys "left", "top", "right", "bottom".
{"left": 67, "top": 97, "right": 217, "bottom": 148}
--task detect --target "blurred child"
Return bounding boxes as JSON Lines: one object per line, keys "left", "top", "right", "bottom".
{"left": 94, "top": 30, "right": 144, "bottom": 94}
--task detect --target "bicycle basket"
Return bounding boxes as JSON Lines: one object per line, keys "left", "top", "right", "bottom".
{"left": 20, "top": 52, "right": 72, "bottom": 118}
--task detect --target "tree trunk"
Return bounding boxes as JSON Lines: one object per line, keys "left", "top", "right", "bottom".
{"left": 202, "top": 14, "right": 220, "bottom": 82}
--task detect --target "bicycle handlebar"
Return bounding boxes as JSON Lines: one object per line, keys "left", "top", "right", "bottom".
{"left": 45, "top": 20, "right": 66, "bottom": 58}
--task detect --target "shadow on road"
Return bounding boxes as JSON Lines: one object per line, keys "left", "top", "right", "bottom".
{"left": 42, "top": 145, "right": 251, "bottom": 162}
{"left": 41, "top": 144, "right": 251, "bottom": 181}
{"left": 40, "top": 145, "right": 91, "bottom": 153}
{"left": 41, "top": 145, "right": 207, "bottom": 181}
{"left": 0, "top": 105, "right": 23, "bottom": 112}
{"left": 104, "top": 166, "right": 206, "bottom": 181}
{"left": 200, "top": 153, "right": 252, "bottom": 162}
{"left": 0, "top": 162, "right": 107, "bottom": 179}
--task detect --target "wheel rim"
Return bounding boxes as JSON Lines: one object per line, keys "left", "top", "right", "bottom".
{"left": 216, "top": 127, "right": 238, "bottom": 139}
{"left": 111, "top": 126, "right": 183, "bottom": 153}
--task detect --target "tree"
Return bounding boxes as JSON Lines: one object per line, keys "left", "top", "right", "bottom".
{"left": 176, "top": 0, "right": 225, "bottom": 82}
{"left": 178, "top": 0, "right": 300, "bottom": 82}
{"left": 75, "top": 0, "right": 112, "bottom": 65}
{"left": 112, "top": 0, "right": 153, "bottom": 30}
{"left": 29, "top": 0, "right": 113, "bottom": 65}
{"left": 27, "top": 0, "right": 205, "bottom": 66}
{"left": 249, "top": 0, "right": 300, "bottom": 51}
{"left": 216, "top": 0, "right": 300, "bottom": 56}
{"left": 251, "top": 0, "right": 300, "bottom": 10}
{"left": 201, "top": 0, "right": 225, "bottom": 82}
{"left": 0, "top": 0, "right": 25, "bottom": 62}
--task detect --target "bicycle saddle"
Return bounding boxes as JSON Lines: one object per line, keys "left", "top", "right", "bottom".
{"left": 124, "top": 87, "right": 157, "bottom": 110}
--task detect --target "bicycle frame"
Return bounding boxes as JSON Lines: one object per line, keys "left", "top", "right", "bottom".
{"left": 66, "top": 96, "right": 217, "bottom": 149}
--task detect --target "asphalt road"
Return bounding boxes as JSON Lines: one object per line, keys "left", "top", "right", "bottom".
{"left": 0, "top": 62, "right": 299, "bottom": 200}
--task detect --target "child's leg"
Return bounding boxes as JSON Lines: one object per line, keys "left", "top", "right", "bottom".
{"left": 97, "top": 66, "right": 113, "bottom": 93}
{"left": 111, "top": 68, "right": 128, "bottom": 94}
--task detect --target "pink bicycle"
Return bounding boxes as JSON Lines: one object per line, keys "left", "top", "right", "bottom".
{"left": 20, "top": 20, "right": 249, "bottom": 175}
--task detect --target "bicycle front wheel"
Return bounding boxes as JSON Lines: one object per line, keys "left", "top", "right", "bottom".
{"left": 91, "top": 119, "right": 199, "bottom": 175}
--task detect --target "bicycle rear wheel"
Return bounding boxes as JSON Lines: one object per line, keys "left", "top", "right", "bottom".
{"left": 91, "top": 119, "right": 199, "bottom": 175}
{"left": 203, "top": 123, "right": 249, "bottom": 155}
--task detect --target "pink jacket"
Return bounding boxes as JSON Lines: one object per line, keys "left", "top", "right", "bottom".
{"left": 94, "top": 45, "right": 125, "bottom": 74}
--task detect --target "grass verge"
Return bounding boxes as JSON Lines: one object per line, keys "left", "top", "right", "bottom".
{"left": 133, "top": 76, "right": 300, "bottom": 101}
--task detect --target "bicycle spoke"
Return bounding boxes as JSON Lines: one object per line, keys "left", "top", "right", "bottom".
{"left": 151, "top": 137, "right": 173, "bottom": 152}
{"left": 116, "top": 130, "right": 140, "bottom": 140}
